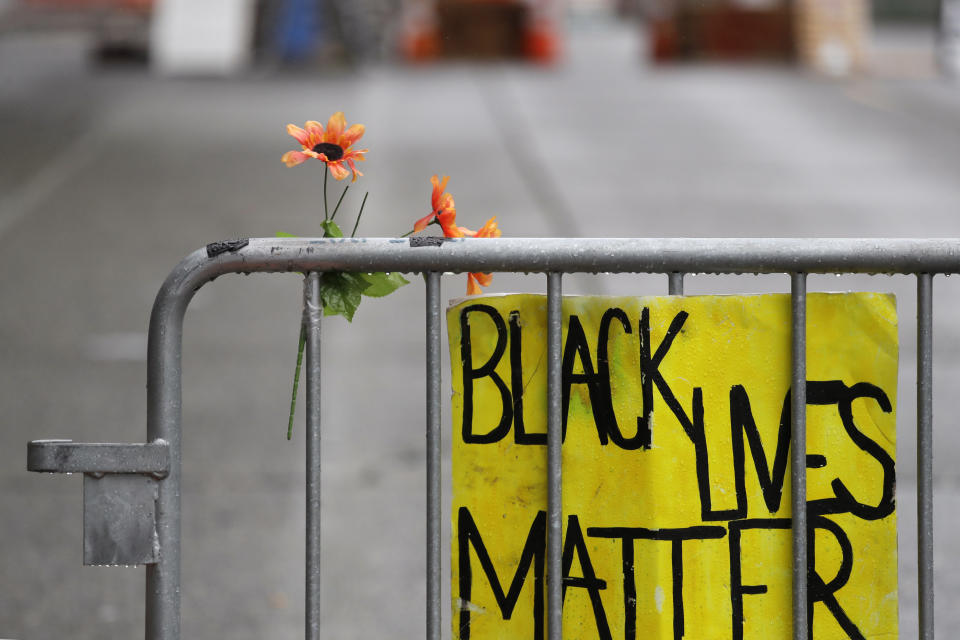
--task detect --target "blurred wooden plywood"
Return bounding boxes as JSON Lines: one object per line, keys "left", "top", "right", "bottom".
{"left": 794, "top": 0, "right": 870, "bottom": 75}
{"left": 649, "top": 2, "right": 794, "bottom": 62}
{"left": 436, "top": 1, "right": 528, "bottom": 59}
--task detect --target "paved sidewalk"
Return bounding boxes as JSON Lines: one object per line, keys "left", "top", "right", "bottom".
{"left": 2, "top": 17, "right": 960, "bottom": 639}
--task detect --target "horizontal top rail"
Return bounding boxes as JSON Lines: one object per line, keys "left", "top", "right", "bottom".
{"left": 160, "top": 237, "right": 960, "bottom": 298}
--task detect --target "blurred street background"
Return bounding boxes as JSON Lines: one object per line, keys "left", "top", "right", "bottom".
{"left": 2, "top": 0, "right": 960, "bottom": 637}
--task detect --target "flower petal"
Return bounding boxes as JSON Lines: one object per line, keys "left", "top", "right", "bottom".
{"left": 286, "top": 124, "right": 309, "bottom": 146}
{"left": 340, "top": 123, "right": 365, "bottom": 149}
{"left": 413, "top": 212, "right": 436, "bottom": 233}
{"left": 476, "top": 216, "right": 501, "bottom": 238}
{"left": 442, "top": 225, "right": 463, "bottom": 239}
{"left": 431, "top": 175, "right": 450, "bottom": 211}
{"left": 326, "top": 112, "right": 346, "bottom": 143}
{"left": 472, "top": 272, "right": 493, "bottom": 287}
{"left": 304, "top": 120, "right": 324, "bottom": 146}
{"left": 281, "top": 150, "right": 309, "bottom": 167}
{"left": 438, "top": 210, "right": 462, "bottom": 238}
{"left": 436, "top": 193, "right": 455, "bottom": 215}
{"left": 346, "top": 158, "right": 363, "bottom": 182}
{"left": 344, "top": 148, "right": 367, "bottom": 163}
{"left": 466, "top": 274, "right": 482, "bottom": 296}
{"left": 328, "top": 160, "right": 351, "bottom": 181}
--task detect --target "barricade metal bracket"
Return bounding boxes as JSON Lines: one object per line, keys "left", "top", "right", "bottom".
{"left": 27, "top": 439, "right": 170, "bottom": 566}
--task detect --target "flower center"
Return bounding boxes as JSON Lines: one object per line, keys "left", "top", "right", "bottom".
{"left": 312, "top": 142, "right": 344, "bottom": 161}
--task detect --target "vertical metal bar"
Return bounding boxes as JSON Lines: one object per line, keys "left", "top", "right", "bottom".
{"left": 426, "top": 272, "right": 442, "bottom": 640}
{"left": 917, "top": 273, "right": 935, "bottom": 640}
{"left": 546, "top": 272, "right": 563, "bottom": 640}
{"left": 791, "top": 272, "right": 808, "bottom": 640}
{"left": 668, "top": 272, "right": 684, "bottom": 295}
{"left": 146, "top": 287, "right": 191, "bottom": 640}
{"left": 305, "top": 273, "right": 323, "bottom": 640}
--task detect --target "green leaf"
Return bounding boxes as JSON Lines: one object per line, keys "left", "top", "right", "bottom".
{"left": 321, "top": 220, "right": 344, "bottom": 238}
{"left": 276, "top": 231, "right": 298, "bottom": 238}
{"left": 359, "top": 272, "right": 410, "bottom": 297}
{"left": 319, "top": 272, "right": 369, "bottom": 321}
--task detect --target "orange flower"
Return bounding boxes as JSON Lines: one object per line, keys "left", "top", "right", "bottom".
{"left": 460, "top": 215, "right": 500, "bottom": 239}
{"left": 281, "top": 112, "right": 367, "bottom": 182}
{"left": 414, "top": 175, "right": 461, "bottom": 238}
{"left": 466, "top": 272, "right": 494, "bottom": 296}
{"left": 464, "top": 216, "right": 501, "bottom": 295}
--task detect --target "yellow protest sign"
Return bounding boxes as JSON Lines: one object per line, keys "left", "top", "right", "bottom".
{"left": 448, "top": 293, "right": 897, "bottom": 640}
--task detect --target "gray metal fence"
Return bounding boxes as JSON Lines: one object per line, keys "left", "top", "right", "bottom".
{"left": 27, "top": 237, "right": 948, "bottom": 640}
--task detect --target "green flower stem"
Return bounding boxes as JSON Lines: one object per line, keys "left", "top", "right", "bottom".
{"left": 330, "top": 184, "right": 349, "bottom": 222}
{"left": 286, "top": 321, "right": 307, "bottom": 440}
{"left": 322, "top": 164, "right": 329, "bottom": 222}
{"left": 351, "top": 192, "right": 369, "bottom": 237}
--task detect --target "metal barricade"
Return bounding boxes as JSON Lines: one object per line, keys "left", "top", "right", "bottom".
{"left": 27, "top": 237, "right": 947, "bottom": 640}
